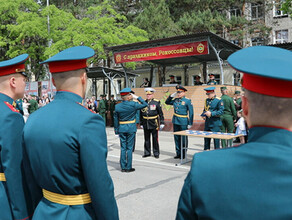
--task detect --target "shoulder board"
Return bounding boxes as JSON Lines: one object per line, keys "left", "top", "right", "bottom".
{"left": 4, "top": 101, "right": 19, "bottom": 113}
{"left": 76, "top": 102, "right": 96, "bottom": 114}
{"left": 215, "top": 97, "right": 221, "bottom": 100}
{"left": 184, "top": 97, "right": 190, "bottom": 100}
{"left": 153, "top": 99, "right": 160, "bottom": 102}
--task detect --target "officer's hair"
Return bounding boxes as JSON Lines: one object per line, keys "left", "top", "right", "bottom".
{"left": 245, "top": 89, "right": 292, "bottom": 125}
{"left": 52, "top": 69, "right": 86, "bottom": 88}
{"left": 121, "top": 94, "right": 131, "bottom": 100}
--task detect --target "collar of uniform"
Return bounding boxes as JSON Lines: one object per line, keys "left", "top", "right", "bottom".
{"left": 54, "top": 91, "right": 83, "bottom": 103}
{"left": 248, "top": 126, "right": 292, "bottom": 147}
{"left": 0, "top": 92, "right": 14, "bottom": 104}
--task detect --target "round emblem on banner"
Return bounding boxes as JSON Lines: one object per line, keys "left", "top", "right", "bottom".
{"left": 197, "top": 43, "right": 205, "bottom": 53}
{"left": 116, "top": 54, "right": 122, "bottom": 63}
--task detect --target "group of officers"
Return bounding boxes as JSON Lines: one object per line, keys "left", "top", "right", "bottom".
{"left": 1, "top": 44, "right": 292, "bottom": 220}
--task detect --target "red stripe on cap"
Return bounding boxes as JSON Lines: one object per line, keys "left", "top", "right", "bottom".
{"left": 48, "top": 60, "right": 87, "bottom": 73}
{"left": 242, "top": 74, "right": 292, "bottom": 98}
{"left": 0, "top": 64, "right": 25, "bottom": 76}
{"left": 120, "top": 92, "right": 130, "bottom": 96}
{"left": 206, "top": 90, "right": 214, "bottom": 93}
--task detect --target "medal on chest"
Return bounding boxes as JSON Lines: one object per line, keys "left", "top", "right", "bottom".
{"left": 150, "top": 104, "right": 156, "bottom": 110}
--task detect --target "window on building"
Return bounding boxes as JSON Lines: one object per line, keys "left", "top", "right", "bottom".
{"left": 233, "top": 72, "right": 241, "bottom": 86}
{"left": 104, "top": 80, "right": 108, "bottom": 95}
{"left": 230, "top": 7, "right": 241, "bottom": 17}
{"left": 273, "top": 0, "right": 288, "bottom": 17}
{"left": 117, "top": 80, "right": 122, "bottom": 92}
{"left": 251, "top": 2, "right": 264, "bottom": 20}
{"left": 176, "top": 76, "right": 182, "bottom": 85}
{"left": 274, "top": 29, "right": 288, "bottom": 43}
{"left": 252, "top": 37, "right": 264, "bottom": 46}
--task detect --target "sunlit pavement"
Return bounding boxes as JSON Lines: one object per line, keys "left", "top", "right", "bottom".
{"left": 106, "top": 127, "right": 205, "bottom": 220}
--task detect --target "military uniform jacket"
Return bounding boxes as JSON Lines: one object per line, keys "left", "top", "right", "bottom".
{"left": 221, "top": 94, "right": 236, "bottom": 118}
{"left": 176, "top": 127, "right": 292, "bottom": 220}
{"left": 202, "top": 97, "right": 224, "bottom": 128}
{"left": 165, "top": 96, "right": 194, "bottom": 126}
{"left": 0, "top": 93, "right": 31, "bottom": 220}
{"left": 114, "top": 97, "right": 147, "bottom": 134}
{"left": 28, "top": 99, "right": 38, "bottom": 114}
{"left": 23, "top": 91, "right": 118, "bottom": 220}
{"left": 140, "top": 98, "right": 164, "bottom": 130}
{"left": 97, "top": 99, "right": 107, "bottom": 114}
{"left": 109, "top": 99, "right": 117, "bottom": 112}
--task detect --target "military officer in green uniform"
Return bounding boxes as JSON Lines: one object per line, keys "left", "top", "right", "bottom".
{"left": 201, "top": 87, "right": 224, "bottom": 150}
{"left": 176, "top": 46, "right": 292, "bottom": 220}
{"left": 0, "top": 54, "right": 33, "bottom": 220}
{"left": 97, "top": 94, "right": 107, "bottom": 123}
{"left": 109, "top": 94, "right": 117, "bottom": 127}
{"left": 220, "top": 86, "right": 237, "bottom": 147}
{"left": 207, "top": 74, "right": 218, "bottom": 85}
{"left": 114, "top": 88, "right": 147, "bottom": 172}
{"left": 28, "top": 94, "right": 38, "bottom": 114}
{"left": 23, "top": 46, "right": 119, "bottom": 219}
{"left": 165, "top": 85, "right": 194, "bottom": 159}
{"left": 234, "top": 90, "right": 242, "bottom": 110}
{"left": 140, "top": 88, "right": 165, "bottom": 159}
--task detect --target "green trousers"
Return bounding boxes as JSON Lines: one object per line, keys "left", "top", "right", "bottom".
{"left": 221, "top": 114, "right": 235, "bottom": 148}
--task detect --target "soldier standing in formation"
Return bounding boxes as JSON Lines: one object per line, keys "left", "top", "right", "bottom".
{"left": 201, "top": 87, "right": 224, "bottom": 150}
{"left": 176, "top": 46, "right": 292, "bottom": 220}
{"left": 234, "top": 90, "right": 242, "bottom": 110}
{"left": 114, "top": 88, "right": 147, "bottom": 172}
{"left": 140, "top": 88, "right": 165, "bottom": 159}
{"left": 109, "top": 94, "right": 117, "bottom": 127}
{"left": 220, "top": 86, "right": 237, "bottom": 147}
{"left": 0, "top": 54, "right": 33, "bottom": 220}
{"left": 165, "top": 85, "right": 193, "bottom": 159}
{"left": 23, "top": 46, "right": 119, "bottom": 219}
{"left": 97, "top": 94, "right": 107, "bottom": 123}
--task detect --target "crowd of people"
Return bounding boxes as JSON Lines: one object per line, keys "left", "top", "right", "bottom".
{"left": 0, "top": 45, "right": 291, "bottom": 220}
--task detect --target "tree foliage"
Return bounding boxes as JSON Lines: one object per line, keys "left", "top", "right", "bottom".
{"left": 133, "top": 0, "right": 183, "bottom": 40}
{"left": 0, "top": 0, "right": 148, "bottom": 80}
{"left": 281, "top": 0, "right": 292, "bottom": 16}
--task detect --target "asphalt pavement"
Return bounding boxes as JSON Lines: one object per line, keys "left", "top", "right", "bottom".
{"left": 105, "top": 127, "right": 206, "bottom": 220}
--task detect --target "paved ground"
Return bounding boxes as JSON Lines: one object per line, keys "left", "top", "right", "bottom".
{"left": 105, "top": 127, "right": 206, "bottom": 220}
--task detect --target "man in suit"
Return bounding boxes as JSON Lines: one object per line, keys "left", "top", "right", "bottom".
{"left": 140, "top": 88, "right": 165, "bottom": 159}
{"left": 23, "top": 46, "right": 119, "bottom": 219}
{"left": 201, "top": 87, "right": 224, "bottom": 150}
{"left": 0, "top": 54, "right": 33, "bottom": 220}
{"left": 114, "top": 88, "right": 147, "bottom": 172}
{"left": 165, "top": 85, "right": 194, "bottom": 159}
{"left": 176, "top": 46, "right": 292, "bottom": 219}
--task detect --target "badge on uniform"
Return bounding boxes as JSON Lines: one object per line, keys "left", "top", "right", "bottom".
{"left": 181, "top": 101, "right": 185, "bottom": 105}
{"left": 150, "top": 105, "right": 156, "bottom": 110}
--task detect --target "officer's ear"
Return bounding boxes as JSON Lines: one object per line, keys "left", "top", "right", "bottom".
{"left": 81, "top": 71, "right": 87, "bottom": 85}
{"left": 242, "top": 95, "right": 249, "bottom": 125}
{"left": 9, "top": 75, "right": 17, "bottom": 89}
{"left": 52, "top": 77, "right": 56, "bottom": 87}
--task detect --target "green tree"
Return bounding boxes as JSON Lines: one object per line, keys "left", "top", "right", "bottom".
{"left": 0, "top": 0, "right": 148, "bottom": 80}
{"left": 133, "top": 0, "right": 183, "bottom": 40}
{"left": 281, "top": 0, "right": 292, "bottom": 15}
